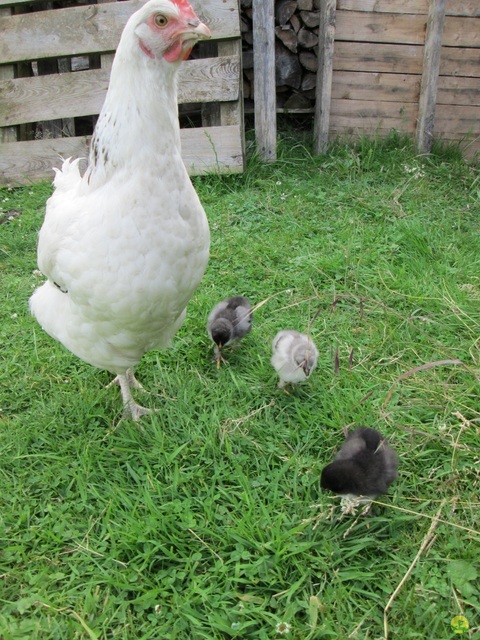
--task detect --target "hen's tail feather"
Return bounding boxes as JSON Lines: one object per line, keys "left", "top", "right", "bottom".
{"left": 52, "top": 157, "right": 83, "bottom": 192}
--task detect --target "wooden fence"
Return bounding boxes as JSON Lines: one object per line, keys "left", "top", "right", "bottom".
{"left": 253, "top": 0, "right": 480, "bottom": 162}
{"left": 1, "top": 0, "right": 479, "bottom": 184}
{"left": 0, "top": 0, "right": 245, "bottom": 185}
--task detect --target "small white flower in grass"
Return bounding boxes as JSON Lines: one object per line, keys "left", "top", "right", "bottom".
{"left": 154, "top": 604, "right": 161, "bottom": 614}
{"left": 11, "top": 313, "right": 18, "bottom": 319}
{"left": 231, "top": 622, "right": 241, "bottom": 629}
{"left": 437, "top": 423, "right": 447, "bottom": 432}
{"left": 280, "top": 193, "right": 287, "bottom": 201}
{"left": 275, "top": 621, "right": 291, "bottom": 635}
{"left": 276, "top": 180, "right": 282, "bottom": 186}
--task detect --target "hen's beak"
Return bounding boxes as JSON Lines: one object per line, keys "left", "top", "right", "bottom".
{"left": 188, "top": 19, "right": 211, "bottom": 41}
{"left": 180, "top": 19, "right": 211, "bottom": 60}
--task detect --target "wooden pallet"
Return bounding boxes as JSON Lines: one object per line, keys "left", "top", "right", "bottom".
{"left": 0, "top": 0, "right": 245, "bottom": 184}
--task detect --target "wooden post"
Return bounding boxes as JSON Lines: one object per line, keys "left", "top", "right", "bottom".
{"left": 416, "top": 0, "right": 446, "bottom": 154}
{"left": 0, "top": 7, "right": 17, "bottom": 143}
{"left": 314, "top": 0, "right": 336, "bottom": 155}
{"left": 253, "top": 0, "right": 276, "bottom": 162}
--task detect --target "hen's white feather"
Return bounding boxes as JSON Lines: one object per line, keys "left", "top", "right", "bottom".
{"left": 30, "top": 0, "right": 211, "bottom": 416}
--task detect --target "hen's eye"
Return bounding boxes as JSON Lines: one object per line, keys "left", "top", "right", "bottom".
{"left": 154, "top": 14, "right": 168, "bottom": 28}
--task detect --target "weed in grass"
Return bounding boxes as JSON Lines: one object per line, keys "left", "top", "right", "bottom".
{"left": 1, "top": 133, "right": 479, "bottom": 639}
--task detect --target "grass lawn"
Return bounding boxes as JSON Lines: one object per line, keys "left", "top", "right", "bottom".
{"left": 1, "top": 133, "right": 479, "bottom": 639}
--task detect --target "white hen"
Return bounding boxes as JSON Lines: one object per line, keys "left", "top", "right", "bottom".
{"left": 30, "top": 0, "right": 211, "bottom": 421}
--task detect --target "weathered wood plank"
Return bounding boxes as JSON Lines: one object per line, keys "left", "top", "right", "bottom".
{"left": 332, "top": 71, "right": 420, "bottom": 103}
{"left": 335, "top": 11, "right": 478, "bottom": 48}
{"left": 0, "top": 56, "right": 241, "bottom": 127}
{"left": 333, "top": 40, "right": 479, "bottom": 77}
{"left": 96, "top": 0, "right": 115, "bottom": 87}
{"left": 416, "top": 0, "right": 446, "bottom": 154}
{"left": 314, "top": 0, "right": 336, "bottom": 154}
{"left": 0, "top": 0, "right": 239, "bottom": 65}
{"left": 440, "top": 47, "right": 480, "bottom": 77}
{"left": 336, "top": 1, "right": 479, "bottom": 16}
{"left": 0, "top": 125, "right": 244, "bottom": 184}
{"left": 443, "top": 16, "right": 480, "bottom": 47}
{"left": 333, "top": 42, "right": 424, "bottom": 74}
{"left": 434, "top": 104, "right": 480, "bottom": 134}
{"left": 335, "top": 42, "right": 480, "bottom": 79}
{"left": 218, "top": 41, "right": 244, "bottom": 128}
{"left": 335, "top": 11, "right": 427, "bottom": 45}
{"left": 337, "top": 1, "right": 429, "bottom": 14}
{"left": 437, "top": 76, "right": 480, "bottom": 106}
{"left": 183, "top": 125, "right": 244, "bottom": 174}
{"left": 330, "top": 98, "right": 418, "bottom": 133}
{"left": 444, "top": 1, "right": 480, "bottom": 16}
{"left": 327, "top": 126, "right": 479, "bottom": 160}
{"left": 253, "top": 0, "right": 276, "bottom": 161}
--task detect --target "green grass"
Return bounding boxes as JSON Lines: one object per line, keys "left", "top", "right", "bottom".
{"left": 1, "top": 132, "right": 479, "bottom": 639}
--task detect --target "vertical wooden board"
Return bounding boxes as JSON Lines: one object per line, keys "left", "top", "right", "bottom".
{"left": 0, "top": 6, "right": 17, "bottom": 142}
{"left": 416, "top": 0, "right": 446, "bottom": 153}
{"left": 253, "top": 0, "right": 276, "bottom": 161}
{"left": 314, "top": 0, "right": 336, "bottom": 155}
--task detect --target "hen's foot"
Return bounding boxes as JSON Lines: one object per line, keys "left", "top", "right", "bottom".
{"left": 122, "top": 400, "right": 153, "bottom": 422}
{"left": 109, "top": 369, "right": 153, "bottom": 422}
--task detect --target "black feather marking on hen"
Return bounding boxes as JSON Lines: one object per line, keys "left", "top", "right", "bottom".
{"left": 54, "top": 281, "right": 68, "bottom": 294}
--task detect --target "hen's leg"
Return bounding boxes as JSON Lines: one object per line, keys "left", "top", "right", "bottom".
{"left": 109, "top": 369, "right": 152, "bottom": 421}
{"left": 124, "top": 368, "right": 146, "bottom": 391}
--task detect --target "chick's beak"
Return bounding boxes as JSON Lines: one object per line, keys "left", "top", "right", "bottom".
{"left": 302, "top": 362, "right": 311, "bottom": 376}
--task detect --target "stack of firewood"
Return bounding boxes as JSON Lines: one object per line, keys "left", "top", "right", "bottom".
{"left": 241, "top": 0, "right": 321, "bottom": 112}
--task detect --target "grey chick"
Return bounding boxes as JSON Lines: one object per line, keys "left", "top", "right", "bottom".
{"left": 271, "top": 330, "right": 318, "bottom": 389}
{"left": 207, "top": 296, "right": 253, "bottom": 367}
{"left": 320, "top": 427, "right": 399, "bottom": 513}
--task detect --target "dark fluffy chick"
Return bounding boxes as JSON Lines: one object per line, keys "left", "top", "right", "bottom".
{"left": 320, "top": 427, "right": 398, "bottom": 512}
{"left": 207, "top": 296, "right": 252, "bottom": 367}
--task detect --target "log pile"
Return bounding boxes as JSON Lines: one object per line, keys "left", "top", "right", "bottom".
{"left": 241, "top": 0, "right": 321, "bottom": 112}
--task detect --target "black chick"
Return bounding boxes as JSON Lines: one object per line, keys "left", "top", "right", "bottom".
{"left": 320, "top": 427, "right": 398, "bottom": 512}
{"left": 207, "top": 296, "right": 253, "bottom": 367}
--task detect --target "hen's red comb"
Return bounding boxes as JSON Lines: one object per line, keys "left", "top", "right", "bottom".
{"left": 171, "top": 0, "right": 195, "bottom": 10}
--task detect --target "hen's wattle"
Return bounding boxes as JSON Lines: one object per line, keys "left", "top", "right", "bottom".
{"left": 30, "top": 0, "right": 211, "bottom": 420}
